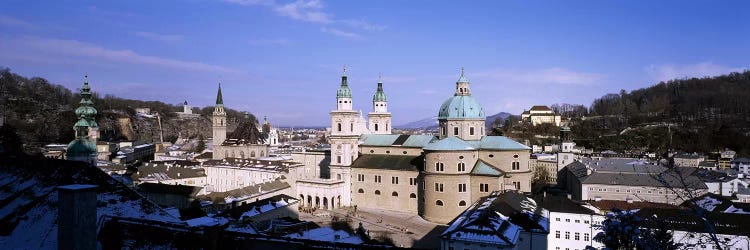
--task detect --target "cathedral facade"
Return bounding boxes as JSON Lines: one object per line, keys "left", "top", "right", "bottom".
{"left": 338, "top": 68, "right": 533, "bottom": 224}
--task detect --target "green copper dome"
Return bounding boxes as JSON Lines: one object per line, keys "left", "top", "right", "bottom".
{"left": 336, "top": 74, "right": 352, "bottom": 98}
{"left": 74, "top": 118, "right": 91, "bottom": 128}
{"left": 66, "top": 137, "right": 97, "bottom": 158}
{"left": 372, "top": 82, "right": 386, "bottom": 102}
{"left": 438, "top": 95, "right": 485, "bottom": 120}
{"left": 75, "top": 106, "right": 97, "bottom": 118}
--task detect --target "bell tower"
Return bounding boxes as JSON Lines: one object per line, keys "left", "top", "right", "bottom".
{"left": 368, "top": 74, "right": 391, "bottom": 134}
{"left": 212, "top": 82, "right": 227, "bottom": 146}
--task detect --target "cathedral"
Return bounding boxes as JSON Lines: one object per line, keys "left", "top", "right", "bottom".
{"left": 296, "top": 68, "right": 533, "bottom": 224}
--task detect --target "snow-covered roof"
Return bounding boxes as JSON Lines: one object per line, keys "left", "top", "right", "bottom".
{"left": 441, "top": 191, "right": 549, "bottom": 246}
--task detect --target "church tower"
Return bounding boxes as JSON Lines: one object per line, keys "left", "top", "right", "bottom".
{"left": 368, "top": 74, "right": 391, "bottom": 134}
{"left": 557, "top": 126, "right": 576, "bottom": 168}
{"left": 329, "top": 66, "right": 359, "bottom": 206}
{"left": 212, "top": 82, "right": 227, "bottom": 146}
{"left": 437, "top": 68, "right": 486, "bottom": 141}
{"left": 67, "top": 75, "right": 98, "bottom": 166}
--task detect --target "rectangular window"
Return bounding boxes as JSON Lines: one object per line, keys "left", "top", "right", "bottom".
{"left": 565, "top": 231, "right": 570, "bottom": 240}
{"left": 565, "top": 219, "right": 570, "bottom": 222}
{"left": 513, "top": 181, "right": 521, "bottom": 190}
{"left": 555, "top": 231, "right": 560, "bottom": 239}
{"left": 357, "top": 174, "right": 365, "bottom": 182}
{"left": 512, "top": 162, "right": 520, "bottom": 170}
{"left": 409, "top": 178, "right": 416, "bottom": 186}
{"left": 575, "top": 232, "right": 580, "bottom": 240}
{"left": 435, "top": 162, "right": 444, "bottom": 172}
{"left": 337, "top": 156, "right": 341, "bottom": 164}
{"left": 584, "top": 233, "right": 590, "bottom": 241}
{"left": 480, "top": 183, "right": 489, "bottom": 192}
{"left": 435, "top": 183, "right": 444, "bottom": 192}
{"left": 453, "top": 127, "right": 459, "bottom": 135}
{"left": 392, "top": 176, "right": 399, "bottom": 184}
{"left": 374, "top": 175, "right": 382, "bottom": 183}
{"left": 469, "top": 127, "right": 475, "bottom": 135}
{"left": 458, "top": 183, "right": 467, "bottom": 192}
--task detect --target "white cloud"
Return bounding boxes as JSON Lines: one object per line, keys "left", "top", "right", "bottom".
{"left": 646, "top": 62, "right": 746, "bottom": 82}
{"left": 226, "top": 0, "right": 385, "bottom": 38}
{"left": 249, "top": 38, "right": 291, "bottom": 45}
{"left": 10, "top": 37, "right": 239, "bottom": 73}
{"left": 224, "top": 0, "right": 275, "bottom": 6}
{"left": 339, "top": 19, "right": 386, "bottom": 31}
{"left": 473, "top": 67, "right": 605, "bottom": 85}
{"left": 133, "top": 31, "right": 183, "bottom": 42}
{"left": 320, "top": 27, "right": 361, "bottom": 39}
{"left": 0, "top": 15, "right": 35, "bottom": 29}
{"left": 274, "top": 0, "right": 332, "bottom": 24}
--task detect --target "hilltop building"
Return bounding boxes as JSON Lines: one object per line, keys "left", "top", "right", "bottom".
{"left": 211, "top": 83, "right": 270, "bottom": 160}
{"left": 521, "top": 105, "right": 562, "bottom": 126}
{"left": 66, "top": 75, "right": 98, "bottom": 166}
{"left": 176, "top": 100, "right": 200, "bottom": 118}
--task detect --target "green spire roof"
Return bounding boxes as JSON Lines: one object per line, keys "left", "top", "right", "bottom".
{"left": 337, "top": 66, "right": 352, "bottom": 98}
{"left": 373, "top": 75, "right": 387, "bottom": 102}
{"left": 216, "top": 82, "right": 224, "bottom": 105}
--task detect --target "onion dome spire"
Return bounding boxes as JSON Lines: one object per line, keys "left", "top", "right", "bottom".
{"left": 336, "top": 65, "right": 352, "bottom": 98}
{"left": 373, "top": 73, "right": 387, "bottom": 102}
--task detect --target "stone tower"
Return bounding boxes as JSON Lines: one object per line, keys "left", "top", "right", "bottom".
{"left": 329, "top": 66, "right": 359, "bottom": 206}
{"left": 437, "top": 68, "right": 486, "bottom": 141}
{"left": 368, "top": 74, "right": 391, "bottom": 134}
{"left": 558, "top": 126, "right": 576, "bottom": 168}
{"left": 212, "top": 82, "right": 227, "bottom": 146}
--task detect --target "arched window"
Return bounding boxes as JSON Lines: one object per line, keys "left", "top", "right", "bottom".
{"left": 260, "top": 151, "right": 264, "bottom": 157}
{"left": 409, "top": 193, "right": 417, "bottom": 198}
{"left": 392, "top": 192, "right": 398, "bottom": 197}
{"left": 250, "top": 151, "right": 256, "bottom": 157}
{"left": 436, "top": 200, "right": 444, "bottom": 206}
{"left": 459, "top": 200, "right": 467, "bottom": 206}
{"left": 374, "top": 190, "right": 381, "bottom": 195}
{"left": 458, "top": 162, "right": 466, "bottom": 172}
{"left": 239, "top": 151, "right": 245, "bottom": 158}
{"left": 337, "top": 123, "right": 342, "bottom": 132}
{"left": 358, "top": 189, "right": 364, "bottom": 193}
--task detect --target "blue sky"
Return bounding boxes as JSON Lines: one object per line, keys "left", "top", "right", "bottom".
{"left": 1, "top": 0, "right": 748, "bottom": 126}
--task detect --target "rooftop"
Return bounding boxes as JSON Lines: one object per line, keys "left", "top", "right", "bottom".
{"left": 350, "top": 154, "right": 423, "bottom": 171}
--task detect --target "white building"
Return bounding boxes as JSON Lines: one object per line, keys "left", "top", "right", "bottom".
{"left": 534, "top": 192, "right": 604, "bottom": 250}
{"left": 521, "top": 105, "right": 562, "bottom": 126}
{"left": 202, "top": 158, "right": 297, "bottom": 193}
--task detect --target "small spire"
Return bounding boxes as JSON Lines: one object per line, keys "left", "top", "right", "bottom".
{"left": 84, "top": 73, "right": 88, "bottom": 84}
{"left": 461, "top": 67, "right": 464, "bottom": 77}
{"left": 216, "top": 81, "right": 224, "bottom": 105}
{"left": 342, "top": 65, "right": 347, "bottom": 77}
{"left": 378, "top": 73, "right": 382, "bottom": 83}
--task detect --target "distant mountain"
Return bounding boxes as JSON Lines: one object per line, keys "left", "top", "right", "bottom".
{"left": 485, "top": 112, "right": 513, "bottom": 128}
{"left": 396, "top": 116, "right": 439, "bottom": 129}
{"left": 396, "top": 112, "right": 513, "bottom": 129}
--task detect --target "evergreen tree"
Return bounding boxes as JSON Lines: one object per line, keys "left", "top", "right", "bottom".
{"left": 194, "top": 134, "right": 206, "bottom": 153}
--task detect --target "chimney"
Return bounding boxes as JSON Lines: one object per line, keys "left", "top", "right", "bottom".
{"left": 58, "top": 184, "right": 98, "bottom": 250}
